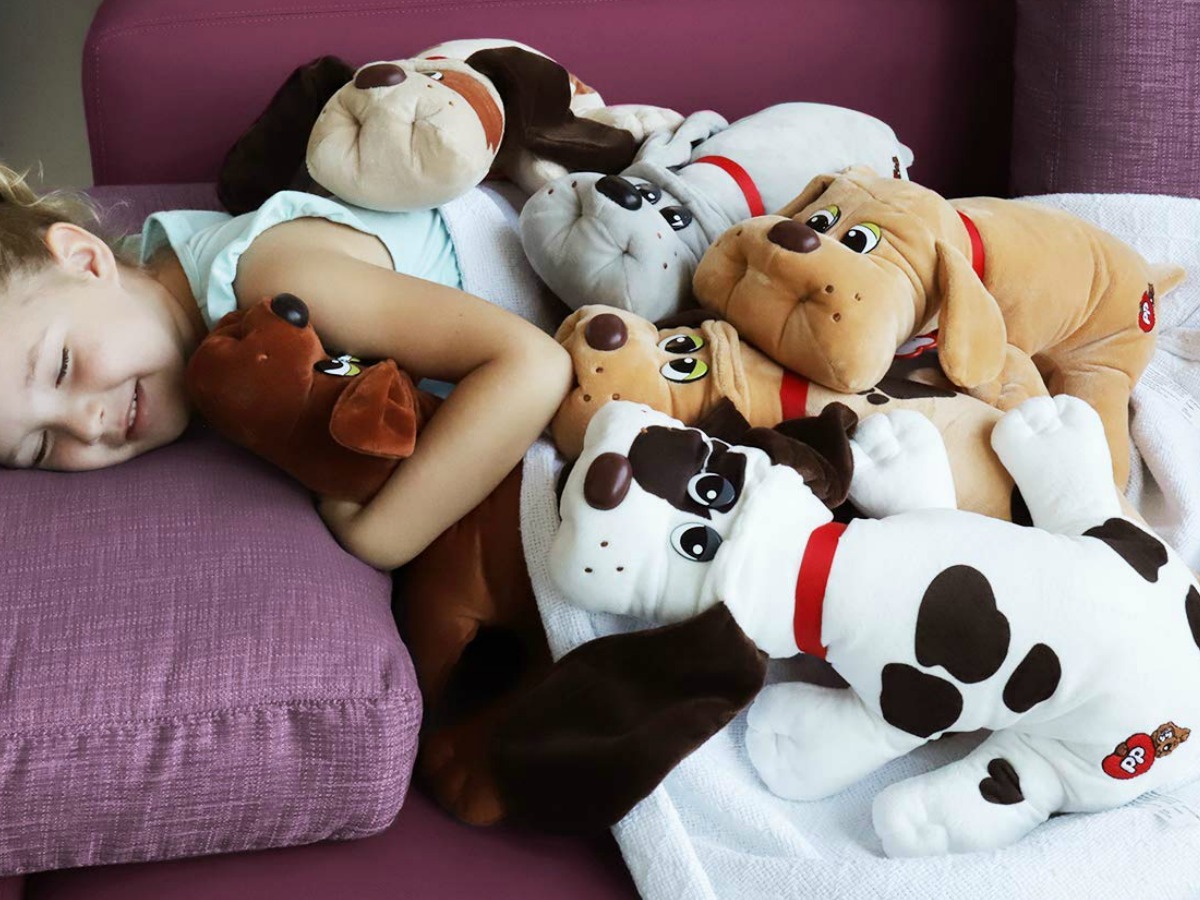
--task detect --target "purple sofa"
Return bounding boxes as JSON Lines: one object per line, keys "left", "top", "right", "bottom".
{"left": 3, "top": 0, "right": 1195, "bottom": 896}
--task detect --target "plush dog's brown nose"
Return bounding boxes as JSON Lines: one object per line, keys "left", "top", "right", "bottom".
{"left": 584, "top": 453, "right": 633, "bottom": 510}
{"left": 584, "top": 313, "right": 628, "bottom": 351}
{"left": 354, "top": 63, "right": 407, "bottom": 89}
{"left": 767, "top": 220, "right": 821, "bottom": 254}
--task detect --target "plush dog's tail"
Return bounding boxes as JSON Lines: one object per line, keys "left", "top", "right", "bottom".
{"left": 1151, "top": 263, "right": 1187, "bottom": 298}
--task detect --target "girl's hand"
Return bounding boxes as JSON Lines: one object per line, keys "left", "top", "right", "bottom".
{"left": 317, "top": 495, "right": 366, "bottom": 553}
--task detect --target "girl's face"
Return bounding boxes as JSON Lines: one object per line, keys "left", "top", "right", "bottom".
{"left": 0, "top": 225, "right": 198, "bottom": 471}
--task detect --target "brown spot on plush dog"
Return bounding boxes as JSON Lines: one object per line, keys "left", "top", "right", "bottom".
{"left": 979, "top": 758, "right": 1024, "bottom": 805}
{"left": 1002, "top": 644, "right": 1061, "bottom": 713}
{"left": 880, "top": 663, "right": 963, "bottom": 738}
{"left": 1186, "top": 586, "right": 1200, "bottom": 652}
{"left": 1084, "top": 518, "right": 1169, "bottom": 582}
{"left": 915, "top": 566, "right": 1011, "bottom": 684}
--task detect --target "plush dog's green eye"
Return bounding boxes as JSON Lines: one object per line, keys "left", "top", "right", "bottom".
{"left": 660, "top": 357, "right": 709, "bottom": 383}
{"left": 842, "top": 222, "right": 881, "bottom": 254}
{"left": 805, "top": 205, "right": 840, "bottom": 233}
{"left": 658, "top": 334, "right": 705, "bottom": 355}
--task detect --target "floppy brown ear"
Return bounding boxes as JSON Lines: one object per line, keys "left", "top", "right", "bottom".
{"left": 217, "top": 55, "right": 355, "bottom": 215}
{"left": 741, "top": 402, "right": 858, "bottom": 507}
{"left": 933, "top": 240, "right": 1008, "bottom": 389}
{"left": 490, "top": 603, "right": 767, "bottom": 834}
{"left": 466, "top": 47, "right": 636, "bottom": 175}
{"left": 329, "top": 361, "right": 422, "bottom": 459}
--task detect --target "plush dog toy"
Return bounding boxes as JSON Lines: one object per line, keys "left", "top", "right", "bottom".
{"left": 543, "top": 395, "right": 1200, "bottom": 855}
{"left": 219, "top": 40, "right": 682, "bottom": 214}
{"left": 553, "top": 304, "right": 1021, "bottom": 521}
{"left": 185, "top": 293, "right": 547, "bottom": 827}
{"left": 693, "top": 166, "right": 1188, "bottom": 485}
{"left": 519, "top": 105, "right": 913, "bottom": 321}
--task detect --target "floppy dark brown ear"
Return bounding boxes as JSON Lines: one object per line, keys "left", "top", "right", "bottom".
{"left": 694, "top": 397, "right": 752, "bottom": 444}
{"left": 490, "top": 603, "right": 766, "bottom": 834}
{"left": 217, "top": 55, "right": 354, "bottom": 215}
{"left": 653, "top": 308, "right": 723, "bottom": 330}
{"left": 741, "top": 402, "right": 858, "bottom": 507}
{"left": 466, "top": 47, "right": 636, "bottom": 175}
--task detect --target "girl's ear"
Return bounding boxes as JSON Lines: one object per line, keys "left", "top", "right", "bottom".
{"left": 490, "top": 602, "right": 767, "bottom": 833}
{"left": 43, "top": 222, "right": 116, "bottom": 282}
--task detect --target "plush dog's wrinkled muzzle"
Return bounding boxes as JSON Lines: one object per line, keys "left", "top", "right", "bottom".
{"left": 695, "top": 215, "right": 917, "bottom": 393}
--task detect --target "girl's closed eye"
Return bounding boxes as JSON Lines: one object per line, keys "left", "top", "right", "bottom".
{"left": 33, "top": 348, "right": 71, "bottom": 467}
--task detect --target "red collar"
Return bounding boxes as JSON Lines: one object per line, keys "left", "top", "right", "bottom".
{"left": 779, "top": 370, "right": 809, "bottom": 420}
{"left": 693, "top": 155, "right": 765, "bottom": 217}
{"left": 792, "top": 521, "right": 847, "bottom": 659}
{"left": 957, "top": 211, "right": 985, "bottom": 281}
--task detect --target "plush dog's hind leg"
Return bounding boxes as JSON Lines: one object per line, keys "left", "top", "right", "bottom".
{"left": 746, "top": 681, "right": 924, "bottom": 802}
{"left": 991, "top": 395, "right": 1124, "bottom": 535}
{"left": 872, "top": 730, "right": 1067, "bottom": 857}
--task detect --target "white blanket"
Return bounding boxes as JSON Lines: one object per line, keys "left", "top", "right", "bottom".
{"left": 520, "top": 194, "right": 1200, "bottom": 898}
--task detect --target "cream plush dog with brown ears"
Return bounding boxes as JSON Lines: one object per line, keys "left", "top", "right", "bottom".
{"left": 693, "top": 166, "right": 1187, "bottom": 485}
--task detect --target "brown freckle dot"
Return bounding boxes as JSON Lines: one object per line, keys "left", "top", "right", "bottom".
{"left": 548, "top": 188, "right": 554, "bottom": 195}
{"left": 736, "top": 229, "right": 743, "bottom": 236}
{"left": 571, "top": 181, "right": 577, "bottom": 188}
{"left": 601, "top": 541, "right": 609, "bottom": 547}
{"left": 596, "top": 367, "right": 604, "bottom": 373}
{"left": 833, "top": 313, "right": 842, "bottom": 322}
{"left": 617, "top": 567, "right": 624, "bottom": 572}
{"left": 583, "top": 394, "right": 591, "bottom": 402}
{"left": 662, "top": 263, "right": 668, "bottom": 269}
{"left": 612, "top": 393, "right": 621, "bottom": 400}
{"left": 585, "top": 568, "right": 593, "bottom": 573}
{"left": 448, "top": 100, "right": 454, "bottom": 106}
{"left": 657, "top": 233, "right": 662, "bottom": 239}
{"left": 825, "top": 285, "right": 835, "bottom": 293}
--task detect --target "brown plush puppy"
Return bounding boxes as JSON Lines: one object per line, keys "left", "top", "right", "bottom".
{"left": 552, "top": 304, "right": 1018, "bottom": 521}
{"left": 692, "top": 166, "right": 1186, "bottom": 485}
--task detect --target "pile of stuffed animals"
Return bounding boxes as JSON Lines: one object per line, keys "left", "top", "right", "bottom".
{"left": 191, "top": 36, "right": 1192, "bottom": 858}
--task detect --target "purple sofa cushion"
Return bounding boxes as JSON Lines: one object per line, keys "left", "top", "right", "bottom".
{"left": 1011, "top": 0, "right": 1200, "bottom": 197}
{"left": 0, "top": 181, "right": 421, "bottom": 873}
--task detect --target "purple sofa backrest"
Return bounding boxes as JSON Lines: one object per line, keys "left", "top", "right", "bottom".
{"left": 85, "top": 0, "right": 1016, "bottom": 198}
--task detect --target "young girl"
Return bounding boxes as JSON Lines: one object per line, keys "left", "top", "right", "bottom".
{"left": 0, "top": 164, "right": 573, "bottom": 570}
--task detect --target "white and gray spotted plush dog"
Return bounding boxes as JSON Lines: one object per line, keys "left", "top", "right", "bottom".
{"left": 549, "top": 396, "right": 1200, "bottom": 856}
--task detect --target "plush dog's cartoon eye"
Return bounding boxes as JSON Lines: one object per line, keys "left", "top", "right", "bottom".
{"left": 660, "top": 206, "right": 693, "bottom": 231}
{"left": 314, "top": 354, "right": 362, "bottom": 377}
{"left": 636, "top": 183, "right": 662, "bottom": 204}
{"left": 427, "top": 71, "right": 444, "bottom": 81}
{"left": 805, "top": 205, "right": 840, "bottom": 233}
{"left": 660, "top": 357, "right": 709, "bottom": 383}
{"left": 671, "top": 523, "right": 723, "bottom": 562}
{"left": 657, "top": 334, "right": 705, "bottom": 354}
{"left": 841, "top": 223, "right": 882, "bottom": 254}
{"left": 687, "top": 473, "right": 736, "bottom": 510}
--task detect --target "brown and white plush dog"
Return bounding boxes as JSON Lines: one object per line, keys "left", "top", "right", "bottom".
{"left": 692, "top": 166, "right": 1187, "bottom": 485}
{"left": 552, "top": 305, "right": 1016, "bottom": 521}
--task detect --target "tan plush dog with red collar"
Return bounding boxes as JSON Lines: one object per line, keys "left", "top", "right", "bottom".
{"left": 552, "top": 304, "right": 1019, "bottom": 520}
{"left": 692, "top": 166, "right": 1187, "bottom": 486}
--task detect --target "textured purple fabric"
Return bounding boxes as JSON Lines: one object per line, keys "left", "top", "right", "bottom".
{"left": 31, "top": 788, "right": 637, "bottom": 900}
{"left": 1011, "top": 0, "right": 1200, "bottom": 197}
{"left": 0, "top": 422, "right": 420, "bottom": 875}
{"left": 85, "top": 0, "right": 1016, "bottom": 198}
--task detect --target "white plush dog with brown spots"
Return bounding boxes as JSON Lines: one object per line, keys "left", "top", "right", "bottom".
{"left": 549, "top": 395, "right": 1200, "bottom": 856}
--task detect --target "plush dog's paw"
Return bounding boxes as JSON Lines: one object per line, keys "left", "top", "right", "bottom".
{"left": 991, "top": 395, "right": 1110, "bottom": 479}
{"left": 872, "top": 781, "right": 951, "bottom": 858}
{"left": 746, "top": 683, "right": 851, "bottom": 802}
{"left": 581, "top": 104, "right": 685, "bottom": 143}
{"left": 848, "top": 410, "right": 956, "bottom": 517}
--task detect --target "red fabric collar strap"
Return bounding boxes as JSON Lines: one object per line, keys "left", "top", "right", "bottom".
{"left": 792, "top": 521, "right": 847, "bottom": 659}
{"left": 779, "top": 370, "right": 810, "bottom": 420}
{"left": 693, "top": 155, "right": 765, "bottom": 217}
{"left": 957, "top": 211, "right": 985, "bottom": 281}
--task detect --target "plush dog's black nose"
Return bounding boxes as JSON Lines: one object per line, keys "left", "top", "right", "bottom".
{"left": 768, "top": 220, "right": 821, "bottom": 254}
{"left": 595, "top": 175, "right": 643, "bottom": 210}
{"left": 584, "top": 313, "right": 628, "bottom": 351}
{"left": 584, "top": 453, "right": 633, "bottom": 510}
{"left": 354, "top": 63, "right": 407, "bottom": 89}
{"left": 270, "top": 293, "right": 309, "bottom": 328}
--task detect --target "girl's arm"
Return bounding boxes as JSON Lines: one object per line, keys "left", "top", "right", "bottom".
{"left": 234, "top": 219, "right": 573, "bottom": 570}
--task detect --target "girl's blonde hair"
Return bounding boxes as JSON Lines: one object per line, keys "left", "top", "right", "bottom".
{"left": 0, "top": 162, "right": 133, "bottom": 290}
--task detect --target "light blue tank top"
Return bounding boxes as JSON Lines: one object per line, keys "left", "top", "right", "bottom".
{"left": 139, "top": 191, "right": 462, "bottom": 330}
